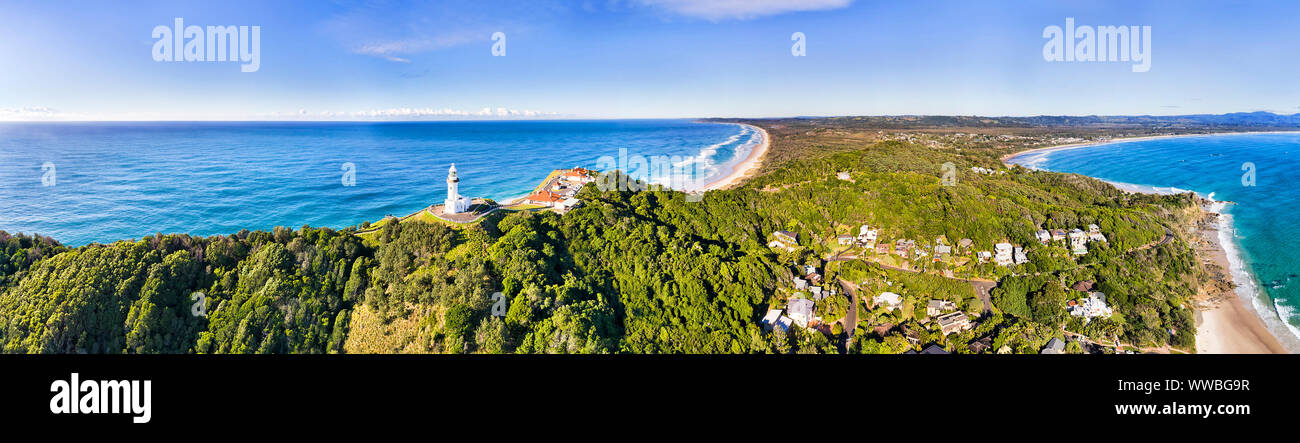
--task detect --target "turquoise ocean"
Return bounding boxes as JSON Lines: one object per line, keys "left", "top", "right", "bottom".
{"left": 0, "top": 120, "right": 761, "bottom": 246}
{"left": 1008, "top": 133, "right": 1300, "bottom": 351}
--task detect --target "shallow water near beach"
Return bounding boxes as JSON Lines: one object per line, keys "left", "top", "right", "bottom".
{"left": 1008, "top": 133, "right": 1300, "bottom": 350}
{"left": 0, "top": 120, "right": 758, "bottom": 246}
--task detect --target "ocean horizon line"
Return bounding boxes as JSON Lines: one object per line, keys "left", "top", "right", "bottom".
{"left": 1004, "top": 132, "right": 1300, "bottom": 353}
{"left": 11, "top": 110, "right": 1300, "bottom": 124}
{"left": 0, "top": 119, "right": 759, "bottom": 247}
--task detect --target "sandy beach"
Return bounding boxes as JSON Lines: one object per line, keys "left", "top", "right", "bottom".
{"left": 1000, "top": 130, "right": 1300, "bottom": 167}
{"left": 1194, "top": 207, "right": 1289, "bottom": 353}
{"left": 699, "top": 123, "right": 770, "bottom": 191}
{"left": 500, "top": 123, "right": 769, "bottom": 203}
{"left": 1001, "top": 132, "right": 1293, "bottom": 353}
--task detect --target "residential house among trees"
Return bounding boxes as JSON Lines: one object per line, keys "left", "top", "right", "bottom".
{"left": 1069, "top": 229, "right": 1088, "bottom": 255}
{"left": 895, "top": 240, "right": 915, "bottom": 258}
{"left": 936, "top": 312, "right": 972, "bottom": 335}
{"left": 957, "top": 238, "right": 973, "bottom": 251}
{"left": 1069, "top": 292, "right": 1113, "bottom": 319}
{"left": 761, "top": 309, "right": 793, "bottom": 332}
{"left": 934, "top": 244, "right": 952, "bottom": 262}
{"left": 1050, "top": 229, "right": 1068, "bottom": 243}
{"left": 858, "top": 224, "right": 878, "bottom": 248}
{"left": 1041, "top": 338, "right": 1065, "bottom": 354}
{"left": 926, "top": 299, "right": 957, "bottom": 317}
{"left": 787, "top": 298, "right": 815, "bottom": 328}
{"left": 768, "top": 230, "right": 799, "bottom": 252}
{"left": 1087, "top": 224, "right": 1107, "bottom": 242}
{"left": 874, "top": 292, "right": 903, "bottom": 311}
{"left": 994, "top": 242, "right": 1014, "bottom": 266}
{"left": 904, "top": 344, "right": 950, "bottom": 354}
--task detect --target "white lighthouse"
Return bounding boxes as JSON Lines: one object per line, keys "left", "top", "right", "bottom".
{"left": 444, "top": 163, "right": 471, "bottom": 214}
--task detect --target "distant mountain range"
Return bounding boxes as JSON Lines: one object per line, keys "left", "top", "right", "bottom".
{"left": 1008, "top": 112, "right": 1300, "bottom": 127}
{"left": 736, "top": 112, "right": 1300, "bottom": 129}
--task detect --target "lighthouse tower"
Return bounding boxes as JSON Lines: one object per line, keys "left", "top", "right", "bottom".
{"left": 444, "top": 164, "right": 471, "bottom": 214}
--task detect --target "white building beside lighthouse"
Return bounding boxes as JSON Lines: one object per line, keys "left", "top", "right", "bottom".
{"left": 444, "top": 164, "right": 471, "bottom": 214}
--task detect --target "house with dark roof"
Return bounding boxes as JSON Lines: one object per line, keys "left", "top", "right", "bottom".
{"left": 936, "top": 311, "right": 972, "bottom": 335}
{"left": 1050, "top": 229, "right": 1068, "bottom": 242}
{"left": 926, "top": 299, "right": 957, "bottom": 317}
{"left": 1041, "top": 338, "right": 1065, "bottom": 354}
{"left": 904, "top": 344, "right": 949, "bottom": 355}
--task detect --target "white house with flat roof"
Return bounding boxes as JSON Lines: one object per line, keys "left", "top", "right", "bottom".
{"left": 1069, "top": 292, "right": 1113, "bottom": 319}
{"left": 994, "top": 243, "right": 1014, "bottom": 266}
{"left": 874, "top": 292, "right": 903, "bottom": 311}
{"left": 1013, "top": 246, "right": 1029, "bottom": 264}
{"left": 1087, "top": 224, "right": 1107, "bottom": 242}
{"left": 1069, "top": 229, "right": 1088, "bottom": 255}
{"left": 857, "top": 225, "right": 878, "bottom": 247}
{"left": 787, "top": 298, "right": 815, "bottom": 327}
{"left": 761, "top": 309, "right": 793, "bottom": 332}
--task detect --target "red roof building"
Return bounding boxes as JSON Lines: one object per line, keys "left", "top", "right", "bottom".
{"left": 524, "top": 190, "right": 565, "bottom": 206}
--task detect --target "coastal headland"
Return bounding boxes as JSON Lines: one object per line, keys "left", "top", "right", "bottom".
{"left": 1003, "top": 132, "right": 1294, "bottom": 354}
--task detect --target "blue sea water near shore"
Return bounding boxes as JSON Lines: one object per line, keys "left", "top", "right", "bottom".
{"left": 0, "top": 120, "right": 761, "bottom": 246}
{"left": 1008, "top": 133, "right": 1300, "bottom": 350}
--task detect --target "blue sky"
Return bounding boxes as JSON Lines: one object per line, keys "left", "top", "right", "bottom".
{"left": 2, "top": 0, "right": 1298, "bottom": 120}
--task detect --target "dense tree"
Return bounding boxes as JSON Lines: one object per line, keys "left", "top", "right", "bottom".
{"left": 0, "top": 125, "right": 1212, "bottom": 354}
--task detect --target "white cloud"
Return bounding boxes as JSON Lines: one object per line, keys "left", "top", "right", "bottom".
{"left": 0, "top": 107, "right": 81, "bottom": 121}
{"left": 351, "top": 35, "right": 462, "bottom": 61}
{"left": 351, "top": 32, "right": 483, "bottom": 62}
{"left": 639, "top": 0, "right": 852, "bottom": 20}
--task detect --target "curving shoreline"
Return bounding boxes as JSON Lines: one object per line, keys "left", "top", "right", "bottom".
{"left": 1195, "top": 202, "right": 1291, "bottom": 353}
{"left": 698, "top": 123, "right": 770, "bottom": 191}
{"left": 1003, "top": 133, "right": 1295, "bottom": 354}
{"left": 500, "top": 122, "right": 769, "bottom": 204}
{"left": 1000, "top": 130, "right": 1300, "bottom": 167}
